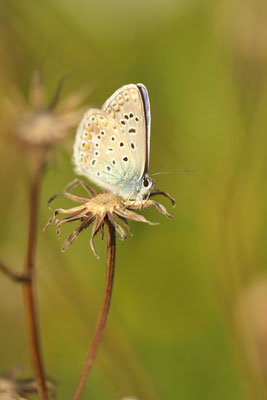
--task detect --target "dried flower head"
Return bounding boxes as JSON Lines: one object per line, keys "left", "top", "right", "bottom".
{"left": 0, "top": 368, "right": 54, "bottom": 400}
{"left": 2, "top": 71, "right": 87, "bottom": 147}
{"left": 44, "top": 179, "right": 175, "bottom": 258}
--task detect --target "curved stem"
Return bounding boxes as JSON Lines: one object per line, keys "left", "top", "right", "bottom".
{"left": 72, "top": 219, "right": 116, "bottom": 400}
{"left": 0, "top": 260, "right": 30, "bottom": 282}
{"left": 23, "top": 151, "right": 49, "bottom": 400}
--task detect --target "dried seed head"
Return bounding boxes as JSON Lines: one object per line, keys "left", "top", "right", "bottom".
{"left": 2, "top": 71, "right": 88, "bottom": 147}
{"left": 0, "top": 370, "right": 54, "bottom": 400}
{"left": 44, "top": 179, "right": 175, "bottom": 258}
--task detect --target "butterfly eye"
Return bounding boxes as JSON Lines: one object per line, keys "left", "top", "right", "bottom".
{"left": 143, "top": 178, "right": 150, "bottom": 188}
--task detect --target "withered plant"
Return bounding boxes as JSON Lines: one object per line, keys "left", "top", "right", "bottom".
{"left": 45, "top": 178, "right": 175, "bottom": 400}
{"left": 0, "top": 72, "right": 87, "bottom": 400}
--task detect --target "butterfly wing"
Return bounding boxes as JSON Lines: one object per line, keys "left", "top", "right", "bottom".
{"left": 102, "top": 83, "right": 151, "bottom": 180}
{"left": 73, "top": 109, "right": 136, "bottom": 195}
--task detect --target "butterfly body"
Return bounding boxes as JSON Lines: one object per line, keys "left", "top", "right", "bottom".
{"left": 73, "top": 84, "right": 154, "bottom": 200}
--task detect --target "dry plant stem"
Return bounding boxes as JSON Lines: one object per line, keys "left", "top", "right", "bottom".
{"left": 72, "top": 219, "right": 116, "bottom": 400}
{"left": 0, "top": 260, "right": 30, "bottom": 282}
{"left": 23, "top": 151, "right": 49, "bottom": 400}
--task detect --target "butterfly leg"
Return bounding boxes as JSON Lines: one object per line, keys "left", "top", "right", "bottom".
{"left": 123, "top": 191, "right": 136, "bottom": 210}
{"left": 140, "top": 191, "right": 151, "bottom": 210}
{"left": 136, "top": 193, "right": 144, "bottom": 210}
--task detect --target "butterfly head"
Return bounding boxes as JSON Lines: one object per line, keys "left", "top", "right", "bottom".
{"left": 131, "top": 174, "right": 154, "bottom": 200}
{"left": 142, "top": 174, "right": 154, "bottom": 191}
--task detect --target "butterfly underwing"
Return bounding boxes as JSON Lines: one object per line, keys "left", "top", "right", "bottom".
{"left": 73, "top": 83, "right": 154, "bottom": 200}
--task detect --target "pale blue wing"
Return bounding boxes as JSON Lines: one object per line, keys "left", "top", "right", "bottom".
{"left": 73, "top": 109, "right": 137, "bottom": 197}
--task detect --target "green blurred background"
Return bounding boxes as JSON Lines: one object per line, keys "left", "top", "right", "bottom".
{"left": 1, "top": 0, "right": 267, "bottom": 399}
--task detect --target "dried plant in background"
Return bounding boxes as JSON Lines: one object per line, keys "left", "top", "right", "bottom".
{"left": 0, "top": 368, "right": 54, "bottom": 400}
{"left": 235, "top": 276, "right": 267, "bottom": 398}
{"left": 45, "top": 179, "right": 175, "bottom": 400}
{"left": 121, "top": 398, "right": 139, "bottom": 400}
{"left": 0, "top": 72, "right": 87, "bottom": 400}
{"left": 3, "top": 71, "right": 87, "bottom": 146}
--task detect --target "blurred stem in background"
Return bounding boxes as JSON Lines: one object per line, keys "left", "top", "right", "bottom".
{"left": 0, "top": 71, "right": 86, "bottom": 399}
{"left": 0, "top": 148, "right": 49, "bottom": 400}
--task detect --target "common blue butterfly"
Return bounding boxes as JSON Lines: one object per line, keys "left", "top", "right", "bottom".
{"left": 73, "top": 84, "right": 154, "bottom": 201}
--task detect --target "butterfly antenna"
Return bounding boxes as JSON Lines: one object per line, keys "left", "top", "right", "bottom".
{"left": 151, "top": 170, "right": 194, "bottom": 176}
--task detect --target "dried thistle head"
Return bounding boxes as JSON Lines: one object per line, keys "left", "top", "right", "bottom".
{"left": 0, "top": 368, "right": 54, "bottom": 400}
{"left": 44, "top": 179, "right": 175, "bottom": 258}
{"left": 2, "top": 71, "right": 87, "bottom": 147}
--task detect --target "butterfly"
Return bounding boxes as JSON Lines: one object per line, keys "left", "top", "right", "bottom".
{"left": 73, "top": 83, "right": 154, "bottom": 201}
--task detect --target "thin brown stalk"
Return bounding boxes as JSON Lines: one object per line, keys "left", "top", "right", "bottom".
{"left": 72, "top": 218, "right": 116, "bottom": 400}
{"left": 23, "top": 150, "right": 49, "bottom": 400}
